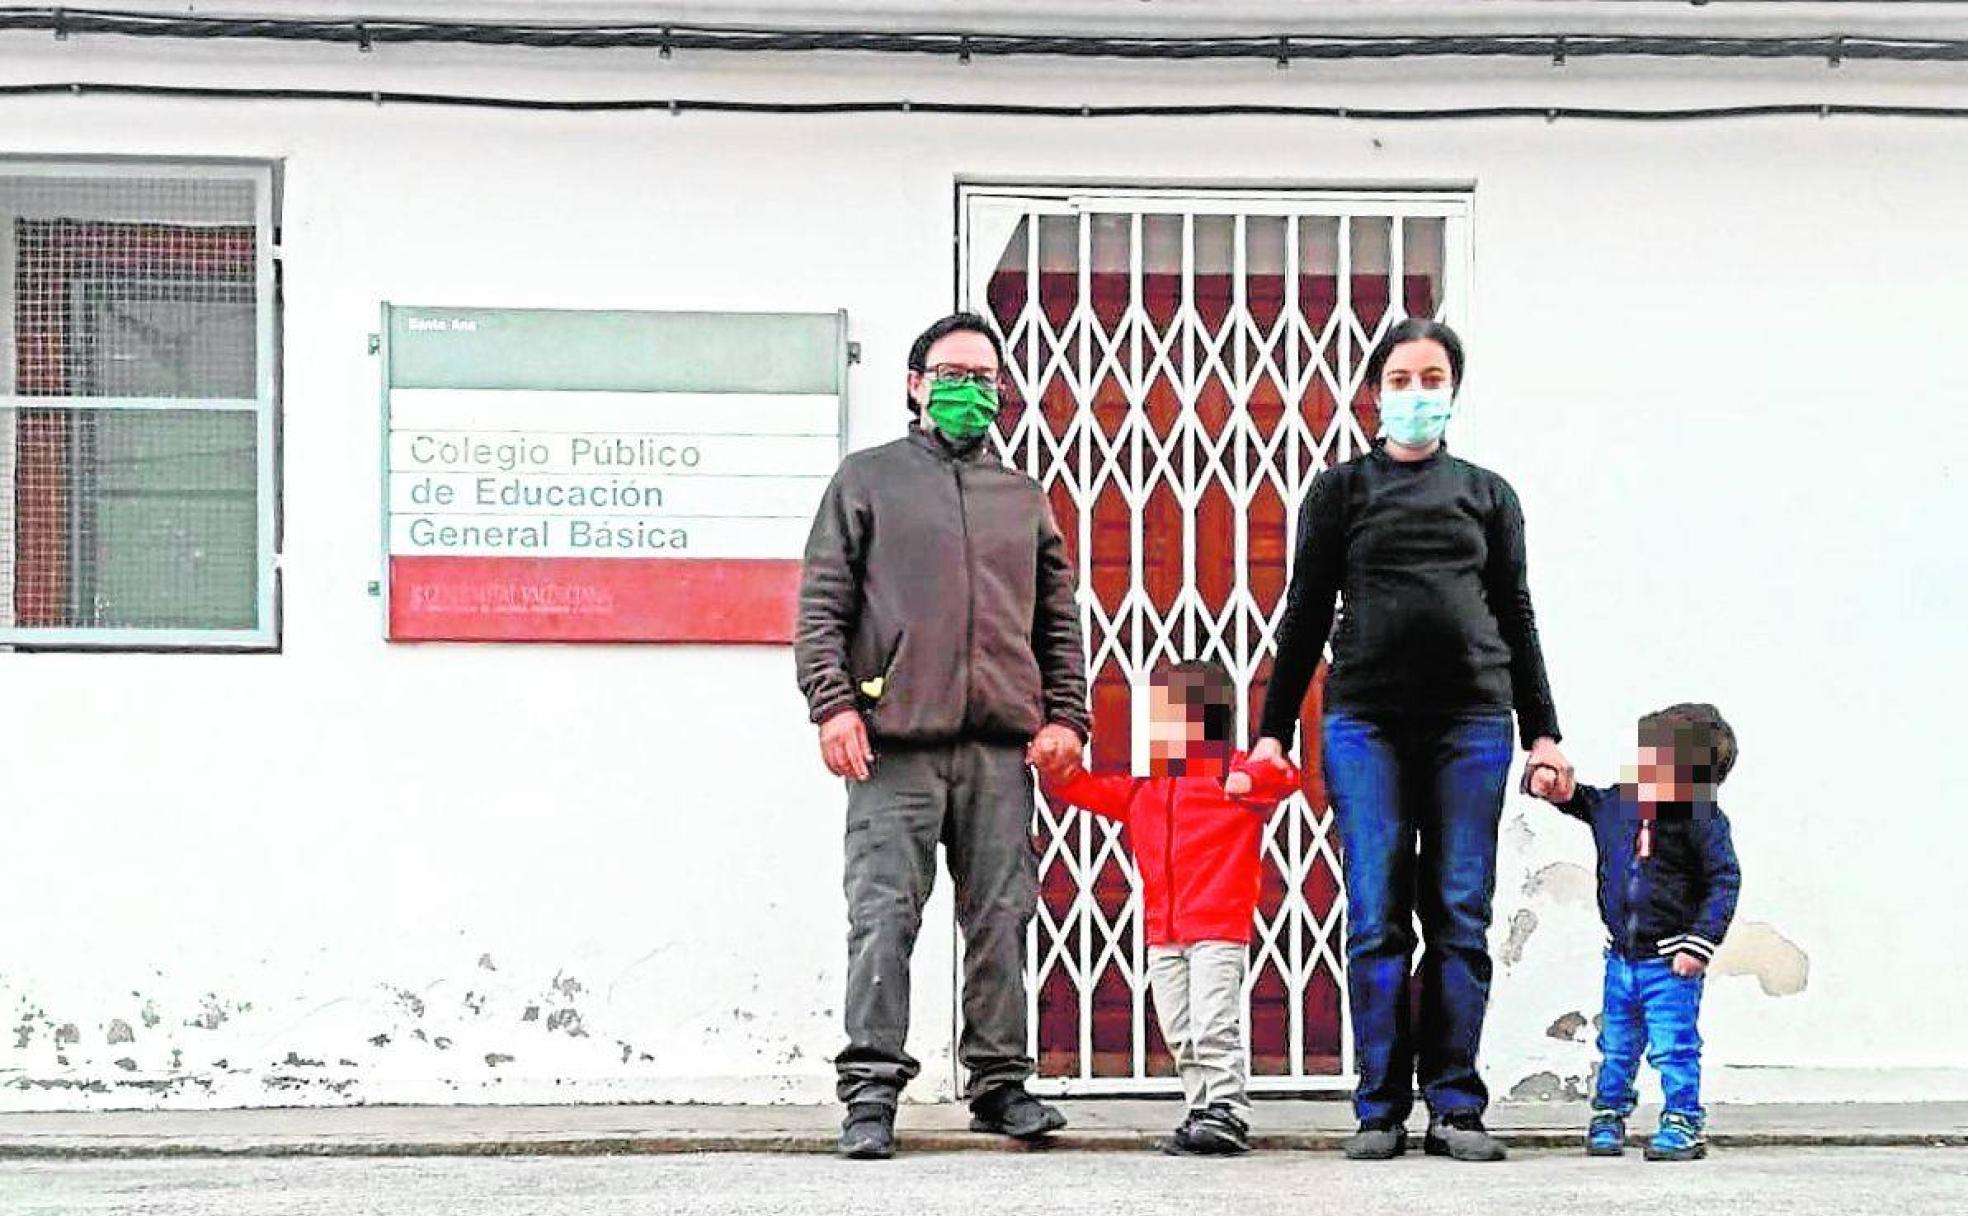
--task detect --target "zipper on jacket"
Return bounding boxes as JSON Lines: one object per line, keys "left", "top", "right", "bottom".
{"left": 1164, "top": 781, "right": 1178, "bottom": 941}
{"left": 1623, "top": 820, "right": 1645, "bottom": 957}
{"left": 953, "top": 462, "right": 975, "bottom": 726}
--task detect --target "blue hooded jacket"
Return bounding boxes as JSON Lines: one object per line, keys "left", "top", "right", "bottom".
{"left": 1560, "top": 785, "right": 1742, "bottom": 964}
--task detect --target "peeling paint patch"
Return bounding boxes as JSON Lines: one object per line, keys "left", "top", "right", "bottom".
{"left": 54, "top": 1023, "right": 79, "bottom": 1046}
{"left": 485, "top": 1053, "right": 514, "bottom": 1067}
{"left": 106, "top": 1020, "right": 135, "bottom": 1046}
{"left": 1711, "top": 921, "right": 1810, "bottom": 996}
{"left": 1499, "top": 909, "right": 1539, "bottom": 967}
{"left": 1547, "top": 1011, "right": 1589, "bottom": 1042}
{"left": 1522, "top": 861, "right": 1594, "bottom": 907}
{"left": 477, "top": 954, "right": 498, "bottom": 973}
{"left": 545, "top": 1009, "right": 586, "bottom": 1038}
{"left": 1509, "top": 1070, "right": 1589, "bottom": 1102}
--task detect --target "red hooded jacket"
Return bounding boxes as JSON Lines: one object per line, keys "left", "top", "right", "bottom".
{"left": 1045, "top": 753, "right": 1301, "bottom": 947}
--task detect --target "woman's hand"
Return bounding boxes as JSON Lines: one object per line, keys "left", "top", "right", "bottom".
{"left": 1224, "top": 771, "right": 1254, "bottom": 797}
{"left": 1527, "top": 737, "right": 1574, "bottom": 802}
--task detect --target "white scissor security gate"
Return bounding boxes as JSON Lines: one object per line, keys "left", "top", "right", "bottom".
{"left": 960, "top": 187, "right": 1472, "bottom": 1094}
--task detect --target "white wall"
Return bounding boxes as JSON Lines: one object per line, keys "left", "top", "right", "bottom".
{"left": 0, "top": 25, "right": 1963, "bottom": 1109}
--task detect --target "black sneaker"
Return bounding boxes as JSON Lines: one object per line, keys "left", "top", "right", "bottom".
{"left": 1425, "top": 1109, "right": 1508, "bottom": 1162}
{"left": 1155, "top": 1109, "right": 1206, "bottom": 1156}
{"left": 836, "top": 1102, "right": 896, "bottom": 1160}
{"left": 1185, "top": 1104, "right": 1252, "bottom": 1156}
{"left": 968, "top": 1084, "right": 1068, "bottom": 1141}
{"left": 1342, "top": 1120, "right": 1409, "bottom": 1160}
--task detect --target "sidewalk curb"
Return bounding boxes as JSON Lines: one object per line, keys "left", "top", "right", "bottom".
{"left": 3, "top": 1129, "right": 1965, "bottom": 1160}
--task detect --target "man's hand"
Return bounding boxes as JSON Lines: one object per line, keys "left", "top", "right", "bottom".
{"left": 1248, "top": 736, "right": 1287, "bottom": 768}
{"left": 1672, "top": 952, "right": 1707, "bottom": 979}
{"left": 819, "top": 710, "right": 874, "bottom": 782}
{"left": 1027, "top": 724, "right": 1083, "bottom": 783}
{"left": 1527, "top": 737, "right": 1575, "bottom": 802}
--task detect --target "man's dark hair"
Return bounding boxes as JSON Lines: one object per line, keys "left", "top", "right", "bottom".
{"left": 905, "top": 312, "right": 1007, "bottom": 414}
{"left": 1363, "top": 317, "right": 1466, "bottom": 394}
{"left": 1638, "top": 702, "right": 1739, "bottom": 790}
{"left": 1151, "top": 659, "right": 1238, "bottom": 746}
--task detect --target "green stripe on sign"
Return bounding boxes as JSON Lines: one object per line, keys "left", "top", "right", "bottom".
{"left": 386, "top": 307, "right": 845, "bottom": 394}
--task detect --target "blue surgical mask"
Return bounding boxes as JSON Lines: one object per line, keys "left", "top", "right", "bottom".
{"left": 1378, "top": 387, "right": 1455, "bottom": 448}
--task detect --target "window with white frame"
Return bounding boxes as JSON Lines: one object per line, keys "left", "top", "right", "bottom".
{"left": 0, "top": 160, "right": 278, "bottom": 648}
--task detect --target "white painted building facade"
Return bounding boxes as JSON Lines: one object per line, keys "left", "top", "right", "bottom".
{"left": 1, "top": 0, "right": 1964, "bottom": 1110}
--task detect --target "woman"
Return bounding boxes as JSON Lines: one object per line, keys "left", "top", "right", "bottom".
{"left": 1250, "top": 318, "right": 1570, "bottom": 1163}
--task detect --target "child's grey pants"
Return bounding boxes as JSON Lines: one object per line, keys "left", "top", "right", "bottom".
{"left": 835, "top": 741, "right": 1038, "bottom": 1108}
{"left": 1148, "top": 940, "right": 1252, "bottom": 1117}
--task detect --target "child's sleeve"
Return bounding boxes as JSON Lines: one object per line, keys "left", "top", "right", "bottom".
{"left": 1683, "top": 808, "right": 1742, "bottom": 964}
{"left": 1046, "top": 770, "right": 1141, "bottom": 824}
{"left": 1229, "top": 755, "right": 1302, "bottom": 810}
{"left": 1553, "top": 783, "right": 1612, "bottom": 824}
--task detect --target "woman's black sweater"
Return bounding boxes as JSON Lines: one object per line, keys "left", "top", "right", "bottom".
{"left": 1258, "top": 443, "right": 1560, "bottom": 750}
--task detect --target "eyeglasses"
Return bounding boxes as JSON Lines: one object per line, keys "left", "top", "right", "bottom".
{"left": 924, "top": 364, "right": 1006, "bottom": 390}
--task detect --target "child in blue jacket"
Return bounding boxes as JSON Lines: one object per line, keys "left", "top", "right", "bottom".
{"left": 1526, "top": 702, "right": 1742, "bottom": 1162}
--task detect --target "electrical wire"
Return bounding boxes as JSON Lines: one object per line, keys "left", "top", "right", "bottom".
{"left": 5, "top": 81, "right": 1964, "bottom": 119}
{"left": 0, "top": 8, "right": 1965, "bottom": 63}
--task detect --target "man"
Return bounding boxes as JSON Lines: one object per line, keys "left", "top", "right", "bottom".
{"left": 796, "top": 312, "right": 1090, "bottom": 1160}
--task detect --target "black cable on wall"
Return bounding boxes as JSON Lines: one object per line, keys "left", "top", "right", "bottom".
{"left": 6, "top": 81, "right": 1965, "bottom": 119}
{"left": 0, "top": 8, "right": 1965, "bottom": 64}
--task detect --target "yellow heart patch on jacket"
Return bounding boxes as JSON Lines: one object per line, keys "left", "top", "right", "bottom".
{"left": 859, "top": 677, "right": 885, "bottom": 700}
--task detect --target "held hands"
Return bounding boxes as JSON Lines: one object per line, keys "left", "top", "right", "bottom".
{"left": 1247, "top": 736, "right": 1287, "bottom": 769}
{"left": 1672, "top": 953, "right": 1707, "bottom": 979}
{"left": 1225, "top": 743, "right": 1296, "bottom": 801}
{"left": 1522, "top": 737, "right": 1576, "bottom": 804}
{"left": 1027, "top": 724, "right": 1084, "bottom": 784}
{"left": 819, "top": 709, "right": 875, "bottom": 782}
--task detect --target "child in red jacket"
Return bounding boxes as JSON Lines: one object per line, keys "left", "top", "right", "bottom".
{"left": 1043, "top": 660, "right": 1300, "bottom": 1156}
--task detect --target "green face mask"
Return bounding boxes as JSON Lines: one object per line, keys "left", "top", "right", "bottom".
{"left": 924, "top": 378, "right": 1000, "bottom": 443}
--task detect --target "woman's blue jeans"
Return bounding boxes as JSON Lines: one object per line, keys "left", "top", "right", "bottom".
{"left": 1322, "top": 708, "right": 1515, "bottom": 1126}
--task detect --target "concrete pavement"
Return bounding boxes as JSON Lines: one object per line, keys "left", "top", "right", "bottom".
{"left": 0, "top": 1101, "right": 1964, "bottom": 1158}
{"left": 3, "top": 1147, "right": 1965, "bottom": 1216}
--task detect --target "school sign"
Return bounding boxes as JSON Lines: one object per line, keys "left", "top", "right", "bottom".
{"left": 380, "top": 306, "right": 848, "bottom": 642}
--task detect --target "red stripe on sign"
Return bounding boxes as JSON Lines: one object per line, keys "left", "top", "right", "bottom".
{"left": 388, "top": 556, "right": 802, "bottom": 643}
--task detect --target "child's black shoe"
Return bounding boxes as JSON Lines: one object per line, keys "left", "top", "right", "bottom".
{"left": 1155, "top": 1109, "right": 1205, "bottom": 1156}
{"left": 1187, "top": 1104, "right": 1252, "bottom": 1155}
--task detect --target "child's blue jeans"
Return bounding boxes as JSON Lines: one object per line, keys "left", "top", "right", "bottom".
{"left": 1593, "top": 953, "right": 1705, "bottom": 1121}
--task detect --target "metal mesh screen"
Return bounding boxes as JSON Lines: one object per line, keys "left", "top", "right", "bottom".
{"left": 0, "top": 167, "right": 269, "bottom": 640}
